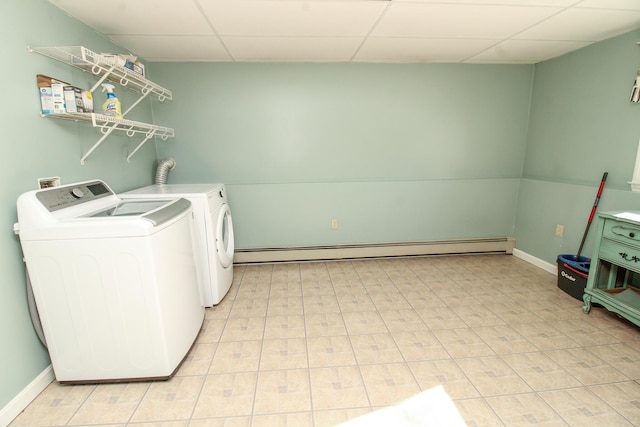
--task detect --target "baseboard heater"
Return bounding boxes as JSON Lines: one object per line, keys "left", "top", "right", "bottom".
{"left": 234, "top": 237, "right": 515, "bottom": 264}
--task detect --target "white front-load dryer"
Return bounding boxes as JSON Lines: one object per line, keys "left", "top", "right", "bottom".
{"left": 122, "top": 184, "right": 234, "bottom": 306}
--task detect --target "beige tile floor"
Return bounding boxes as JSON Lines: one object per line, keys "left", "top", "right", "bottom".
{"left": 9, "top": 254, "right": 640, "bottom": 426}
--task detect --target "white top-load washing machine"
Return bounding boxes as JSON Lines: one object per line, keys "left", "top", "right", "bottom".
{"left": 122, "top": 184, "right": 234, "bottom": 307}
{"left": 15, "top": 180, "right": 204, "bottom": 383}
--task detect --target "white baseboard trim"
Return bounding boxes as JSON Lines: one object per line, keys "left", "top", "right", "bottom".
{"left": 235, "top": 237, "right": 516, "bottom": 264}
{"left": 513, "top": 248, "right": 557, "bottom": 274}
{"left": 0, "top": 365, "right": 54, "bottom": 427}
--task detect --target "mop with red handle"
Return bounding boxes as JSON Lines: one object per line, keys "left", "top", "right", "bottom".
{"left": 576, "top": 172, "right": 608, "bottom": 260}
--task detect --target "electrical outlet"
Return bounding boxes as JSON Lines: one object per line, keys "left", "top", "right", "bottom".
{"left": 331, "top": 219, "right": 338, "bottom": 230}
{"left": 555, "top": 224, "right": 564, "bottom": 237}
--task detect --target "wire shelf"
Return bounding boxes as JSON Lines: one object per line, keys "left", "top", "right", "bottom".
{"left": 29, "top": 46, "right": 172, "bottom": 101}
{"left": 31, "top": 45, "right": 175, "bottom": 164}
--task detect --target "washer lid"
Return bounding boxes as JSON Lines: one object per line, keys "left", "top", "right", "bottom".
{"left": 87, "top": 199, "right": 182, "bottom": 224}
{"left": 17, "top": 197, "right": 192, "bottom": 240}
{"left": 124, "top": 183, "right": 224, "bottom": 197}
{"left": 17, "top": 178, "right": 193, "bottom": 240}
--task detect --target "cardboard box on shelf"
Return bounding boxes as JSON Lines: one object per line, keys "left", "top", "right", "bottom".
{"left": 101, "top": 53, "right": 145, "bottom": 77}
{"left": 63, "top": 85, "right": 93, "bottom": 113}
{"left": 124, "top": 60, "right": 145, "bottom": 76}
{"left": 39, "top": 86, "right": 53, "bottom": 115}
{"left": 82, "top": 89, "right": 94, "bottom": 113}
{"left": 37, "top": 74, "right": 69, "bottom": 115}
{"left": 63, "top": 86, "right": 79, "bottom": 113}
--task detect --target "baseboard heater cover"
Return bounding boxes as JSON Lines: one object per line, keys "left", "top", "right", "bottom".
{"left": 234, "top": 237, "right": 515, "bottom": 264}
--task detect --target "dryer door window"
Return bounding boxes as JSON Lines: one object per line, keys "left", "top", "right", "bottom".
{"left": 216, "top": 203, "right": 234, "bottom": 268}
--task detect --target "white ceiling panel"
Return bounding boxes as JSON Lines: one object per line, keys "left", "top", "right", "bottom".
{"left": 224, "top": 36, "right": 364, "bottom": 61}
{"left": 393, "top": 0, "right": 578, "bottom": 5}
{"left": 48, "top": 0, "right": 214, "bottom": 35}
{"left": 514, "top": 8, "right": 640, "bottom": 41}
{"left": 372, "top": 3, "right": 561, "bottom": 38}
{"left": 355, "top": 37, "right": 499, "bottom": 62}
{"left": 470, "top": 39, "right": 592, "bottom": 62}
{"left": 197, "top": 0, "right": 389, "bottom": 37}
{"left": 46, "top": 0, "right": 640, "bottom": 64}
{"left": 107, "top": 35, "right": 232, "bottom": 62}
{"left": 578, "top": 0, "right": 640, "bottom": 10}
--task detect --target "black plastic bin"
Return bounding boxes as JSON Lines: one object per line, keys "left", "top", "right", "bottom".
{"left": 557, "top": 254, "right": 590, "bottom": 300}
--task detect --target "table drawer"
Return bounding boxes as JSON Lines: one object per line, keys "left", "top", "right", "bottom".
{"left": 603, "top": 219, "right": 640, "bottom": 245}
{"left": 598, "top": 238, "right": 640, "bottom": 273}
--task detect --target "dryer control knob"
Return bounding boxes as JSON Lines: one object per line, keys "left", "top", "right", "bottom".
{"left": 70, "top": 187, "right": 84, "bottom": 199}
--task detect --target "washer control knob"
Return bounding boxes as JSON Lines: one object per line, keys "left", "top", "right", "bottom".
{"left": 70, "top": 187, "right": 84, "bottom": 199}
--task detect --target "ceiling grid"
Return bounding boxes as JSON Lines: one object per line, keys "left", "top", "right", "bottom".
{"left": 47, "top": 0, "right": 640, "bottom": 63}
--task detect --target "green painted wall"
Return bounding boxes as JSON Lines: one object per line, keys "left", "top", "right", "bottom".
{"left": 6, "top": 0, "right": 640, "bottom": 417}
{"left": 152, "top": 63, "right": 532, "bottom": 248}
{"left": 229, "top": 179, "right": 520, "bottom": 248}
{"left": 1, "top": 0, "right": 164, "bottom": 411}
{"left": 516, "top": 29, "right": 640, "bottom": 264}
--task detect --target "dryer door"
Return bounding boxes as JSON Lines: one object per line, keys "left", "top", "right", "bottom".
{"left": 215, "top": 203, "right": 234, "bottom": 268}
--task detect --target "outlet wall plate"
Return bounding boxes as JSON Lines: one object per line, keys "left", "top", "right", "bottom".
{"left": 38, "top": 176, "right": 61, "bottom": 189}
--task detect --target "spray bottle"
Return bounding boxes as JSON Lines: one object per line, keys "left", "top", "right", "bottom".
{"left": 101, "top": 84, "right": 122, "bottom": 119}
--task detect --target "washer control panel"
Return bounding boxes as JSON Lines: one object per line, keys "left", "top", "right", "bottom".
{"left": 36, "top": 180, "right": 114, "bottom": 212}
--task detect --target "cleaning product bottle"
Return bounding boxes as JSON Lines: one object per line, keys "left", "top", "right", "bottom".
{"left": 101, "top": 84, "right": 122, "bottom": 119}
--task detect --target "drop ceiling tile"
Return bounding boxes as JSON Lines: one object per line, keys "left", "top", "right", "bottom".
{"left": 45, "top": 0, "right": 640, "bottom": 63}
{"left": 223, "top": 36, "right": 363, "bottom": 61}
{"left": 196, "top": 0, "right": 388, "bottom": 37}
{"left": 514, "top": 8, "right": 640, "bottom": 41}
{"left": 470, "top": 39, "right": 592, "bottom": 63}
{"left": 47, "top": 0, "right": 213, "bottom": 35}
{"left": 463, "top": 59, "right": 539, "bottom": 64}
{"left": 355, "top": 37, "right": 499, "bottom": 63}
{"left": 372, "top": 3, "right": 562, "bottom": 38}
{"left": 578, "top": 0, "right": 640, "bottom": 10}
{"left": 393, "top": 0, "right": 578, "bottom": 5}
{"left": 107, "top": 35, "right": 232, "bottom": 62}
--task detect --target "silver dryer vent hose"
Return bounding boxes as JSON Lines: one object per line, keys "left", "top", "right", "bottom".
{"left": 155, "top": 157, "right": 176, "bottom": 185}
